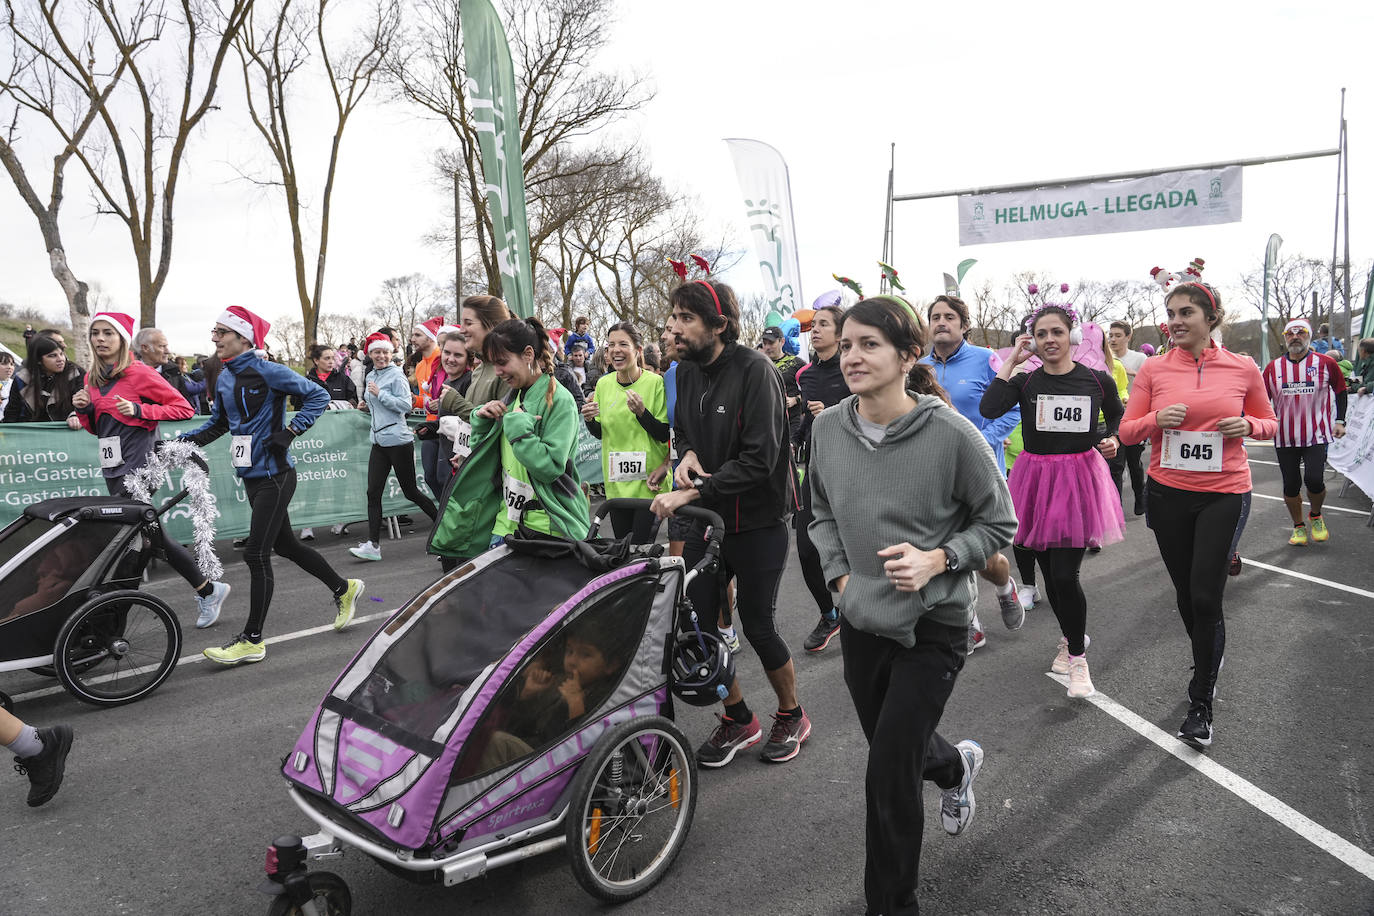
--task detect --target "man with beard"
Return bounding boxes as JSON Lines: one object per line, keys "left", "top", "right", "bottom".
{"left": 650, "top": 279, "right": 809, "bottom": 766}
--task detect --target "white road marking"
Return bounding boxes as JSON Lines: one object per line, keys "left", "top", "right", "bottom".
{"left": 1247, "top": 458, "right": 1281, "bottom": 466}
{"left": 1046, "top": 672, "right": 1374, "bottom": 881}
{"left": 4, "top": 610, "right": 392, "bottom": 704}
{"left": 1236, "top": 558, "right": 1374, "bottom": 600}
{"left": 1248, "top": 492, "right": 1368, "bottom": 516}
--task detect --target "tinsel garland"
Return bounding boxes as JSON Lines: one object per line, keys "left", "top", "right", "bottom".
{"left": 124, "top": 440, "right": 224, "bottom": 581}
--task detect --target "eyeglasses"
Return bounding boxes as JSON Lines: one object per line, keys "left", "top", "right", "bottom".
{"left": 210, "top": 327, "right": 230, "bottom": 339}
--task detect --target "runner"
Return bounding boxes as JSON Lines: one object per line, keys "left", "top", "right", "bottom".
{"left": 807, "top": 295, "right": 1013, "bottom": 916}
{"left": 3, "top": 709, "right": 73, "bottom": 807}
{"left": 71, "top": 311, "right": 231, "bottom": 628}
{"left": 1107, "top": 320, "right": 1148, "bottom": 514}
{"left": 921, "top": 294, "right": 1026, "bottom": 650}
{"left": 759, "top": 325, "right": 806, "bottom": 446}
{"left": 429, "top": 318, "right": 590, "bottom": 562}
{"left": 180, "top": 306, "right": 363, "bottom": 665}
{"left": 453, "top": 296, "right": 512, "bottom": 418}
{"left": 1119, "top": 282, "right": 1276, "bottom": 747}
{"left": 980, "top": 298, "right": 1124, "bottom": 698}
{"left": 1262, "top": 318, "right": 1348, "bottom": 546}
{"left": 795, "top": 296, "right": 850, "bottom": 652}
{"left": 581, "top": 321, "right": 669, "bottom": 543}
{"left": 348, "top": 333, "right": 439, "bottom": 563}
{"left": 650, "top": 278, "right": 810, "bottom": 766}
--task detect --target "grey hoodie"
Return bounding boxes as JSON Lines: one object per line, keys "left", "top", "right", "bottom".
{"left": 807, "top": 392, "right": 1016, "bottom": 644}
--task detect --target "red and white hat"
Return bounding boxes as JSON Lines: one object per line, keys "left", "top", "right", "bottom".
{"left": 90, "top": 311, "right": 136, "bottom": 345}
{"left": 217, "top": 305, "right": 271, "bottom": 349}
{"left": 417, "top": 316, "right": 445, "bottom": 341}
{"left": 436, "top": 324, "right": 461, "bottom": 338}
{"left": 365, "top": 332, "right": 393, "bottom": 354}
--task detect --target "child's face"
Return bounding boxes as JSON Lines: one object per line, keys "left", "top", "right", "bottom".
{"left": 563, "top": 636, "right": 613, "bottom": 684}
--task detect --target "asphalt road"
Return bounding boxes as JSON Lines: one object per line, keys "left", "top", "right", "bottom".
{"left": 5, "top": 455, "right": 1373, "bottom": 916}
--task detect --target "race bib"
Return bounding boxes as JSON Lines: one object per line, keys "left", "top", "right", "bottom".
{"left": 503, "top": 472, "right": 536, "bottom": 522}
{"left": 231, "top": 434, "right": 253, "bottom": 468}
{"left": 1281, "top": 382, "right": 1316, "bottom": 396}
{"left": 452, "top": 419, "right": 473, "bottom": 458}
{"left": 1036, "top": 395, "right": 1091, "bottom": 433}
{"left": 669, "top": 428, "right": 678, "bottom": 462}
{"left": 1160, "top": 429, "right": 1224, "bottom": 472}
{"left": 608, "top": 450, "right": 647, "bottom": 483}
{"left": 97, "top": 435, "right": 122, "bottom": 469}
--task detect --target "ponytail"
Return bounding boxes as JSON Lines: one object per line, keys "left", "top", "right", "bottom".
{"left": 484, "top": 316, "right": 558, "bottom": 410}
{"left": 906, "top": 364, "right": 951, "bottom": 406}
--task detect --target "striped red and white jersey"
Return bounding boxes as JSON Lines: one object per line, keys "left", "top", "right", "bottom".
{"left": 1263, "top": 351, "right": 1348, "bottom": 447}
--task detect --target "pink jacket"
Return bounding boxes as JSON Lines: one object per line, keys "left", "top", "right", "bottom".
{"left": 77, "top": 361, "right": 195, "bottom": 433}
{"left": 1118, "top": 343, "right": 1277, "bottom": 494}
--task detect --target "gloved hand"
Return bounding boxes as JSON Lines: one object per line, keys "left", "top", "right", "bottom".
{"left": 270, "top": 428, "right": 297, "bottom": 450}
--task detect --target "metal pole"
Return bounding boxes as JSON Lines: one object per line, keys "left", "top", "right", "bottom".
{"left": 1328, "top": 90, "right": 1344, "bottom": 341}
{"left": 893, "top": 148, "right": 1341, "bottom": 202}
{"left": 454, "top": 171, "right": 463, "bottom": 322}
{"left": 1341, "top": 101, "right": 1352, "bottom": 354}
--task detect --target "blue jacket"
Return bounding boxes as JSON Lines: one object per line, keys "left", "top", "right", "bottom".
{"left": 564, "top": 330, "right": 595, "bottom": 356}
{"left": 921, "top": 341, "right": 1020, "bottom": 474}
{"left": 363, "top": 364, "right": 415, "bottom": 447}
{"left": 182, "top": 350, "right": 327, "bottom": 478}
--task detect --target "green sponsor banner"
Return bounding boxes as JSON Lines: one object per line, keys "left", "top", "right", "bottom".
{"left": 575, "top": 420, "right": 603, "bottom": 485}
{"left": 462, "top": 0, "right": 535, "bottom": 317}
{"left": 0, "top": 412, "right": 435, "bottom": 541}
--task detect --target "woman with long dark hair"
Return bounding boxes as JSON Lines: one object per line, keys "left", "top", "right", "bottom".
{"left": 808, "top": 296, "right": 1014, "bottom": 916}
{"left": 3, "top": 334, "right": 83, "bottom": 425}
{"left": 293, "top": 344, "right": 357, "bottom": 408}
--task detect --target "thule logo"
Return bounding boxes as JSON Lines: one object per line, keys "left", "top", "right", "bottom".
{"left": 100, "top": 507, "right": 122, "bottom": 515}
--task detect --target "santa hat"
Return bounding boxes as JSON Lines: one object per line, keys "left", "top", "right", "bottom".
{"left": 90, "top": 311, "right": 136, "bottom": 345}
{"left": 436, "top": 324, "right": 461, "bottom": 338}
{"left": 417, "top": 316, "right": 445, "bottom": 342}
{"left": 218, "top": 305, "right": 271, "bottom": 349}
{"left": 1283, "top": 318, "right": 1312, "bottom": 336}
{"left": 365, "top": 332, "right": 394, "bottom": 354}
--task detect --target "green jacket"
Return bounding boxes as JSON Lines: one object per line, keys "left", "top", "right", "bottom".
{"left": 427, "top": 373, "right": 590, "bottom": 559}
{"left": 1351, "top": 354, "right": 1374, "bottom": 391}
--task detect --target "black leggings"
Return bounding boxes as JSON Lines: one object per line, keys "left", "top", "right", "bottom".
{"left": 1275, "top": 444, "right": 1328, "bottom": 497}
{"left": 682, "top": 521, "right": 791, "bottom": 671}
{"left": 1013, "top": 544, "right": 1037, "bottom": 588}
{"left": 608, "top": 507, "right": 657, "bottom": 545}
{"left": 243, "top": 468, "right": 347, "bottom": 641}
{"left": 794, "top": 492, "right": 834, "bottom": 616}
{"left": 107, "top": 476, "right": 206, "bottom": 589}
{"left": 1145, "top": 478, "right": 1241, "bottom": 706}
{"left": 1109, "top": 442, "right": 1147, "bottom": 500}
{"left": 367, "top": 442, "right": 438, "bottom": 543}
{"left": 1229, "top": 490, "right": 1252, "bottom": 556}
{"left": 1035, "top": 547, "right": 1087, "bottom": 655}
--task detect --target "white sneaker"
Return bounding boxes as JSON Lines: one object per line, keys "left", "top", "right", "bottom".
{"left": 1017, "top": 584, "right": 1039, "bottom": 611}
{"left": 1050, "top": 634, "right": 1090, "bottom": 674}
{"left": 195, "top": 581, "right": 230, "bottom": 629}
{"left": 349, "top": 541, "right": 381, "bottom": 562}
{"left": 1066, "top": 655, "right": 1096, "bottom": 698}
{"left": 940, "top": 740, "right": 983, "bottom": 836}
{"left": 300, "top": 528, "right": 315, "bottom": 541}
{"left": 331, "top": 523, "right": 348, "bottom": 536}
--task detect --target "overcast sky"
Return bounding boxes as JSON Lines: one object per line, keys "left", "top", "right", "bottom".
{"left": 1, "top": 0, "right": 1369, "bottom": 354}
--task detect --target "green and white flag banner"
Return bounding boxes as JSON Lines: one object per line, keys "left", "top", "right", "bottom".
{"left": 725, "top": 138, "right": 805, "bottom": 315}
{"left": 958, "top": 166, "right": 1242, "bottom": 246}
{"left": 462, "top": 0, "right": 534, "bottom": 316}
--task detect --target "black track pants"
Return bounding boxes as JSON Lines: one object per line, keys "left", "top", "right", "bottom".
{"left": 367, "top": 442, "right": 438, "bottom": 544}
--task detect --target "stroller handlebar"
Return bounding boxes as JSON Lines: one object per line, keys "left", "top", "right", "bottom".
{"left": 592, "top": 498, "right": 725, "bottom": 579}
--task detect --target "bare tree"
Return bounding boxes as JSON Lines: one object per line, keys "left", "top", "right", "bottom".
{"left": 391, "top": 0, "right": 651, "bottom": 298}
{"left": 1, "top": 0, "right": 252, "bottom": 327}
{"left": 1237, "top": 255, "right": 1332, "bottom": 355}
{"left": 234, "top": 0, "right": 399, "bottom": 345}
{"left": 369, "top": 273, "right": 439, "bottom": 338}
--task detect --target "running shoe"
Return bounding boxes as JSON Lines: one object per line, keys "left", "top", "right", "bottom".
{"left": 204, "top": 635, "right": 266, "bottom": 666}
{"left": 1228, "top": 553, "right": 1242, "bottom": 577}
{"left": 334, "top": 579, "right": 364, "bottom": 631}
{"left": 1309, "top": 515, "right": 1329, "bottom": 542}
{"left": 939, "top": 739, "right": 983, "bottom": 836}
{"left": 717, "top": 627, "right": 741, "bottom": 653}
{"left": 397, "top": 514, "right": 414, "bottom": 527}
{"left": 759, "top": 710, "right": 812, "bottom": 763}
{"left": 1133, "top": 492, "right": 1145, "bottom": 516}
{"left": 1051, "top": 635, "right": 1090, "bottom": 675}
{"left": 1017, "top": 584, "right": 1040, "bottom": 611}
{"left": 1066, "top": 655, "right": 1095, "bottom": 699}
{"left": 232, "top": 537, "right": 248, "bottom": 550}
{"left": 14, "top": 725, "right": 74, "bottom": 807}
{"left": 1178, "top": 703, "right": 1213, "bottom": 748}
{"left": 696, "top": 714, "right": 762, "bottom": 768}
{"left": 194, "top": 581, "right": 230, "bottom": 629}
{"left": 1288, "top": 525, "right": 1307, "bottom": 546}
{"left": 331, "top": 523, "right": 349, "bottom": 536}
{"left": 300, "top": 528, "right": 315, "bottom": 541}
{"left": 349, "top": 541, "right": 382, "bottom": 562}
{"left": 803, "top": 612, "right": 840, "bottom": 652}
{"left": 967, "top": 622, "right": 987, "bottom": 655}
{"left": 997, "top": 588, "right": 1025, "bottom": 630}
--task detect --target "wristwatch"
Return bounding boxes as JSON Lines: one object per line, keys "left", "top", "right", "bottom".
{"left": 941, "top": 546, "right": 960, "bottom": 572}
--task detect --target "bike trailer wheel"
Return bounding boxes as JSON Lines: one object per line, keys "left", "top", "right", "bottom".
{"left": 54, "top": 589, "right": 182, "bottom": 708}
{"left": 265, "top": 871, "right": 351, "bottom": 916}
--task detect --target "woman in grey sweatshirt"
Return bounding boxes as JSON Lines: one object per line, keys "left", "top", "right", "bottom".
{"left": 807, "top": 296, "right": 1016, "bottom": 916}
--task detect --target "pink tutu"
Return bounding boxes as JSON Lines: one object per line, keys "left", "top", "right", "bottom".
{"left": 1008, "top": 450, "right": 1125, "bottom": 551}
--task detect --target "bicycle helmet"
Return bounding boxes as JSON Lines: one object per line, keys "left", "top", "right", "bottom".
{"left": 670, "top": 630, "right": 735, "bottom": 707}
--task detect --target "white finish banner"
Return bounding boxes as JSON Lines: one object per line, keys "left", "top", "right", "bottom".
{"left": 1328, "top": 394, "right": 1374, "bottom": 502}
{"left": 725, "top": 138, "right": 804, "bottom": 314}
{"left": 958, "top": 166, "right": 1242, "bottom": 245}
